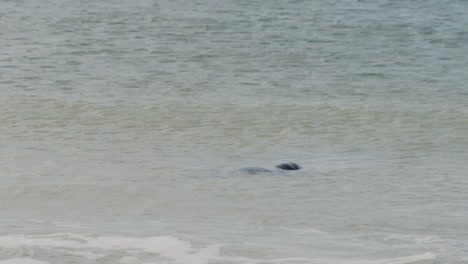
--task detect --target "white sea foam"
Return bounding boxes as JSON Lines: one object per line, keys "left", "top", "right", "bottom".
{"left": 0, "top": 233, "right": 222, "bottom": 264}
{"left": 0, "top": 233, "right": 436, "bottom": 264}
{"left": 267, "top": 252, "right": 436, "bottom": 264}
{"left": 0, "top": 259, "right": 49, "bottom": 264}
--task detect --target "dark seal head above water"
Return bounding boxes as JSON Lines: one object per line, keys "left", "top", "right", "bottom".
{"left": 276, "top": 163, "right": 301, "bottom": 170}
{"left": 240, "top": 163, "right": 301, "bottom": 174}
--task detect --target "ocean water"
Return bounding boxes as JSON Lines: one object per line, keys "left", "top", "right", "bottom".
{"left": 1, "top": 0, "right": 468, "bottom": 263}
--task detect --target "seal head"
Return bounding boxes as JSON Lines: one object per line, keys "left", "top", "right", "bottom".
{"left": 276, "top": 163, "right": 301, "bottom": 170}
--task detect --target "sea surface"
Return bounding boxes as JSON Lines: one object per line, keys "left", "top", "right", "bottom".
{"left": 1, "top": 0, "right": 468, "bottom": 263}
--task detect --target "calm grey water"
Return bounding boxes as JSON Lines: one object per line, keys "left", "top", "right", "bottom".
{"left": 1, "top": 0, "right": 468, "bottom": 263}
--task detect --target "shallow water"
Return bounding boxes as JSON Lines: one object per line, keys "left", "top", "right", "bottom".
{"left": 1, "top": 0, "right": 468, "bottom": 263}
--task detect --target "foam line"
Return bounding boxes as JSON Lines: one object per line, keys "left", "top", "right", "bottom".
{"left": 0, "top": 234, "right": 436, "bottom": 264}
{"left": 0, "top": 234, "right": 222, "bottom": 264}
{"left": 268, "top": 252, "right": 436, "bottom": 264}
{"left": 0, "top": 259, "right": 49, "bottom": 264}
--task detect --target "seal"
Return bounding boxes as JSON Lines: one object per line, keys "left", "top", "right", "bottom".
{"left": 276, "top": 163, "right": 301, "bottom": 170}
{"left": 240, "top": 163, "right": 301, "bottom": 174}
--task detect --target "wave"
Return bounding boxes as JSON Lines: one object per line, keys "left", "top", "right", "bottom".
{"left": 0, "top": 233, "right": 436, "bottom": 264}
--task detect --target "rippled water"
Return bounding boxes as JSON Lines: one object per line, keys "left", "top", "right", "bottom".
{"left": 1, "top": 0, "right": 468, "bottom": 263}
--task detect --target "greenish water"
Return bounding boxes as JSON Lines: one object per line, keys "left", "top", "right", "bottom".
{"left": 1, "top": 0, "right": 467, "bottom": 263}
